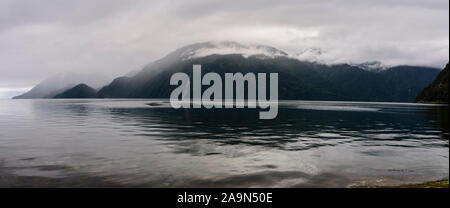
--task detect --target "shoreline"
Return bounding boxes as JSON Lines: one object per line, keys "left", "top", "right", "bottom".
{"left": 366, "top": 180, "right": 449, "bottom": 188}
{"left": 1, "top": 164, "right": 447, "bottom": 188}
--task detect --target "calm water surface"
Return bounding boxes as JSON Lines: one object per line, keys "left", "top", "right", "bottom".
{"left": 0, "top": 99, "right": 448, "bottom": 187}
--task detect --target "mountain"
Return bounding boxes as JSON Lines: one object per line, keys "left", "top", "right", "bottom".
{"left": 96, "top": 41, "right": 440, "bottom": 102}
{"left": 54, "top": 84, "right": 97, "bottom": 99}
{"left": 13, "top": 73, "right": 112, "bottom": 99}
{"left": 415, "top": 63, "right": 449, "bottom": 103}
{"left": 13, "top": 78, "right": 75, "bottom": 99}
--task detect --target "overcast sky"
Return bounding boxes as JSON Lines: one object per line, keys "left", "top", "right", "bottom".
{"left": 0, "top": 0, "right": 449, "bottom": 98}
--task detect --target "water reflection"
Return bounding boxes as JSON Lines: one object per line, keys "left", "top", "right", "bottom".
{"left": 0, "top": 99, "right": 448, "bottom": 187}
{"left": 106, "top": 102, "right": 448, "bottom": 153}
{"left": 421, "top": 107, "right": 449, "bottom": 141}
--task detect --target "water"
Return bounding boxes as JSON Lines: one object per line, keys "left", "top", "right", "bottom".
{"left": 0, "top": 99, "right": 448, "bottom": 187}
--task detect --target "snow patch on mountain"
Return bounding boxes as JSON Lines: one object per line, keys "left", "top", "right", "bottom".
{"left": 162, "top": 41, "right": 391, "bottom": 72}
{"left": 179, "top": 41, "right": 288, "bottom": 60}
{"left": 351, "top": 61, "right": 391, "bottom": 72}
{"left": 294, "top": 47, "right": 390, "bottom": 71}
{"left": 294, "top": 47, "right": 327, "bottom": 63}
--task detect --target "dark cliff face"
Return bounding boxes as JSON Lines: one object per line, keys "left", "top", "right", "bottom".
{"left": 416, "top": 63, "right": 449, "bottom": 103}
{"left": 96, "top": 53, "right": 440, "bottom": 102}
{"left": 54, "top": 84, "right": 97, "bottom": 99}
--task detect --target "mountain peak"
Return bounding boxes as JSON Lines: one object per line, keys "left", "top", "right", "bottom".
{"left": 295, "top": 47, "right": 326, "bottom": 63}
{"left": 354, "top": 61, "right": 390, "bottom": 72}
{"left": 168, "top": 41, "right": 288, "bottom": 60}
{"left": 54, "top": 83, "right": 96, "bottom": 99}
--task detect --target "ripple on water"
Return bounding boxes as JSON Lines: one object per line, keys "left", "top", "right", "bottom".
{"left": 0, "top": 99, "right": 448, "bottom": 187}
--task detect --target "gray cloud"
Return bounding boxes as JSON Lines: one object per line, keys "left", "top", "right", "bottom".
{"left": 0, "top": 0, "right": 448, "bottom": 98}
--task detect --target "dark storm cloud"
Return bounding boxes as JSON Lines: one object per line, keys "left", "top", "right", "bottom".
{"left": 0, "top": 0, "right": 448, "bottom": 98}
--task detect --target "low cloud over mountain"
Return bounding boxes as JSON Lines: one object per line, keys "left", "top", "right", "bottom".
{"left": 1, "top": 1, "right": 448, "bottom": 98}
{"left": 24, "top": 41, "right": 439, "bottom": 102}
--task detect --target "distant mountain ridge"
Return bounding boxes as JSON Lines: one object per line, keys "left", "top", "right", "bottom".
{"left": 93, "top": 42, "right": 440, "bottom": 102}
{"left": 96, "top": 55, "right": 439, "bottom": 101}
{"left": 416, "top": 63, "right": 449, "bottom": 103}
{"left": 15, "top": 41, "right": 442, "bottom": 102}
{"left": 13, "top": 83, "right": 75, "bottom": 99}
{"left": 13, "top": 73, "right": 112, "bottom": 99}
{"left": 54, "top": 84, "right": 97, "bottom": 99}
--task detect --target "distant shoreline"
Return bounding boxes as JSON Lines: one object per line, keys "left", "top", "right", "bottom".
{"left": 416, "top": 100, "right": 449, "bottom": 104}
